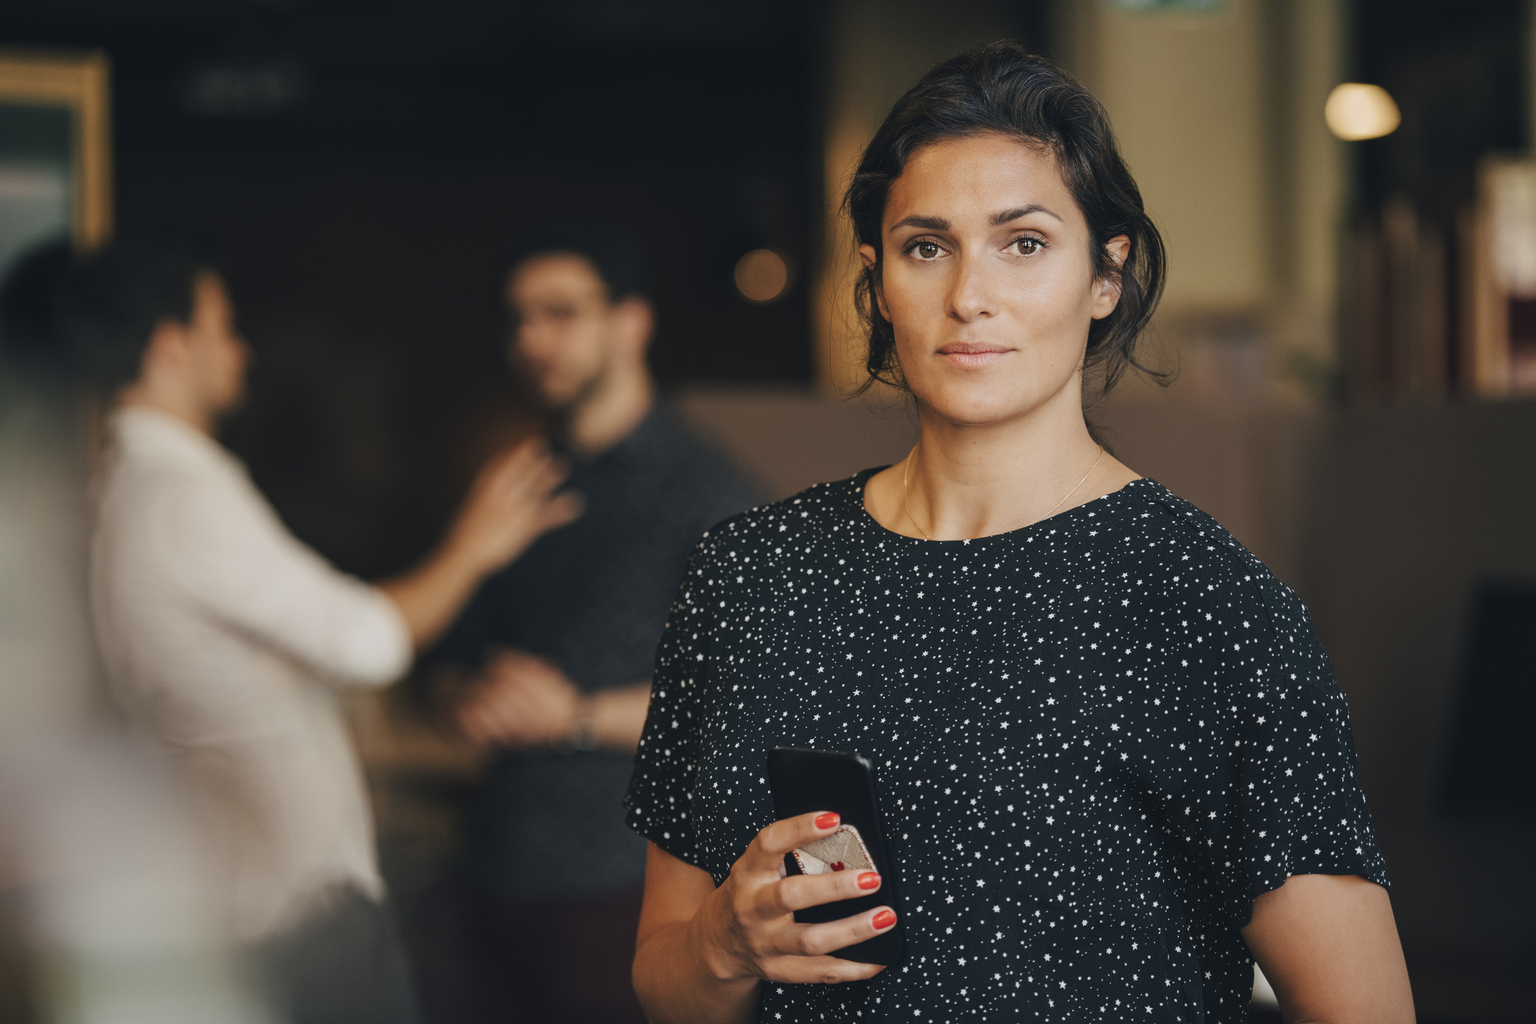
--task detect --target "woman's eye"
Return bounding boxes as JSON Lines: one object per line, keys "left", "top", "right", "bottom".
{"left": 914, "top": 241, "right": 942, "bottom": 259}
{"left": 1015, "top": 238, "right": 1042, "bottom": 256}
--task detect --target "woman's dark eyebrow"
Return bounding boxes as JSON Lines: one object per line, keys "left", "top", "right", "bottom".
{"left": 890, "top": 215, "right": 950, "bottom": 232}
{"left": 890, "top": 206, "right": 1063, "bottom": 232}
{"left": 992, "top": 204, "right": 1063, "bottom": 225}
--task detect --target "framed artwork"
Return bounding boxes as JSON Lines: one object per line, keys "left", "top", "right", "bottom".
{"left": 0, "top": 49, "right": 112, "bottom": 280}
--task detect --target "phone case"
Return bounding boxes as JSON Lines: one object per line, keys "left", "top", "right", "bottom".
{"left": 766, "top": 746, "right": 907, "bottom": 966}
{"left": 791, "top": 824, "right": 874, "bottom": 877}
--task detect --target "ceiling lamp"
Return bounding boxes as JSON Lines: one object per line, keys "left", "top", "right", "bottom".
{"left": 1324, "top": 83, "right": 1401, "bottom": 141}
{"left": 734, "top": 249, "right": 790, "bottom": 303}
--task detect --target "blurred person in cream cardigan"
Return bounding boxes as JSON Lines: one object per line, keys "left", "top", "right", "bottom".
{"left": 67, "top": 240, "right": 579, "bottom": 1024}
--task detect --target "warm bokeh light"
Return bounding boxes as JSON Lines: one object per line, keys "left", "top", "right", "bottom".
{"left": 733, "top": 249, "right": 789, "bottom": 303}
{"left": 1324, "top": 83, "right": 1401, "bottom": 141}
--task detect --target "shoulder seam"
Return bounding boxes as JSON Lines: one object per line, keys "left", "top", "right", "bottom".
{"left": 1136, "top": 485, "right": 1294, "bottom": 635}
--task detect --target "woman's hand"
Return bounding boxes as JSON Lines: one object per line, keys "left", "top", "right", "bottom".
{"left": 632, "top": 813, "right": 895, "bottom": 1024}
{"left": 695, "top": 811, "right": 896, "bottom": 985}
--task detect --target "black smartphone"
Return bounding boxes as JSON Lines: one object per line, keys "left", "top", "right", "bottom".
{"left": 766, "top": 746, "right": 906, "bottom": 966}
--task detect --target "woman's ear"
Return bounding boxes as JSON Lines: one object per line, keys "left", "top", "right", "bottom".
{"left": 858, "top": 244, "right": 891, "bottom": 322}
{"left": 1090, "top": 235, "right": 1131, "bottom": 321}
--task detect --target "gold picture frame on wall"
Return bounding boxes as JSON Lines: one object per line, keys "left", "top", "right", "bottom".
{"left": 0, "top": 48, "right": 112, "bottom": 279}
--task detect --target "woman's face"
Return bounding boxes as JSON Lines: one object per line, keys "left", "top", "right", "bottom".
{"left": 862, "top": 132, "right": 1127, "bottom": 428}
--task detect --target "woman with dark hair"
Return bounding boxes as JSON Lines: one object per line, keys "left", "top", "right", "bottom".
{"left": 625, "top": 43, "right": 1413, "bottom": 1024}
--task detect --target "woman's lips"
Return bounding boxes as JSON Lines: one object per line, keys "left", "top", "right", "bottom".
{"left": 936, "top": 343, "right": 1011, "bottom": 369}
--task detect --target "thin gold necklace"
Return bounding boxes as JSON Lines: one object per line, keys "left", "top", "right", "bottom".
{"left": 902, "top": 443, "right": 1106, "bottom": 541}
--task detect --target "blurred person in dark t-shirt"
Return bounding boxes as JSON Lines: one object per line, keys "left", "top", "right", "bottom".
{"left": 419, "top": 226, "right": 758, "bottom": 1024}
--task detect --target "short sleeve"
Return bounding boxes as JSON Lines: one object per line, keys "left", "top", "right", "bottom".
{"left": 1150, "top": 572, "right": 1388, "bottom": 929}
{"left": 623, "top": 540, "right": 720, "bottom": 869}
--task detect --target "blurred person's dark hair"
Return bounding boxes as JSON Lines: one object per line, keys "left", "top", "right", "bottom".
{"left": 507, "top": 223, "right": 648, "bottom": 302}
{"left": 55, "top": 239, "right": 213, "bottom": 396}
{"left": 0, "top": 237, "right": 75, "bottom": 380}
{"left": 845, "top": 41, "right": 1167, "bottom": 395}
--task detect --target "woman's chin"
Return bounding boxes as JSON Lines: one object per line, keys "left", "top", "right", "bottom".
{"left": 913, "top": 378, "right": 1060, "bottom": 428}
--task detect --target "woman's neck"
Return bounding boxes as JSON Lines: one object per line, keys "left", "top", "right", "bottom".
{"left": 865, "top": 384, "right": 1139, "bottom": 541}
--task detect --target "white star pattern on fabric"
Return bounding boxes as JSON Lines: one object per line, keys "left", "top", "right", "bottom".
{"left": 625, "top": 474, "right": 1386, "bottom": 1024}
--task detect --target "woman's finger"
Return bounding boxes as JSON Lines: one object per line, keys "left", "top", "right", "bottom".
{"left": 749, "top": 811, "right": 843, "bottom": 871}
{"left": 759, "top": 953, "right": 887, "bottom": 986}
{"left": 776, "top": 907, "right": 897, "bottom": 960}
{"left": 770, "top": 865, "right": 882, "bottom": 915}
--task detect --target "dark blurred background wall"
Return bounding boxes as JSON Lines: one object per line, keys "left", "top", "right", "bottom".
{"left": 0, "top": 0, "right": 828, "bottom": 579}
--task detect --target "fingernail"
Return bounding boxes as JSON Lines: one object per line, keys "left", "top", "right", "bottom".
{"left": 814, "top": 812, "right": 840, "bottom": 830}
{"left": 857, "top": 872, "right": 881, "bottom": 890}
{"left": 872, "top": 910, "right": 897, "bottom": 930}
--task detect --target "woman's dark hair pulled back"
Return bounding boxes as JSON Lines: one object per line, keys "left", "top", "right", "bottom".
{"left": 845, "top": 41, "right": 1165, "bottom": 394}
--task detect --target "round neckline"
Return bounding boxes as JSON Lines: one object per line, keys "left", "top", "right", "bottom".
{"left": 853, "top": 468, "right": 1154, "bottom": 545}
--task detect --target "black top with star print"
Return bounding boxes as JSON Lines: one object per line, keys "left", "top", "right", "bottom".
{"left": 625, "top": 471, "right": 1387, "bottom": 1024}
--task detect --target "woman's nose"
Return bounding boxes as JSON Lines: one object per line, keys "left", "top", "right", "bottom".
{"left": 947, "top": 254, "right": 996, "bottom": 322}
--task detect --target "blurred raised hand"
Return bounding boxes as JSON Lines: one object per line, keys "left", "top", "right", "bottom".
{"left": 443, "top": 439, "right": 583, "bottom": 576}
{"left": 381, "top": 439, "right": 582, "bottom": 648}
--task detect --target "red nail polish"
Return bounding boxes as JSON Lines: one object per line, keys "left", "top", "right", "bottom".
{"left": 872, "top": 910, "right": 897, "bottom": 930}
{"left": 814, "top": 812, "right": 840, "bottom": 830}
{"left": 857, "top": 872, "right": 881, "bottom": 890}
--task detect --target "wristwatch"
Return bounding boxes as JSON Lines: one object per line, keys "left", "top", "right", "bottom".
{"left": 567, "top": 712, "right": 599, "bottom": 751}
